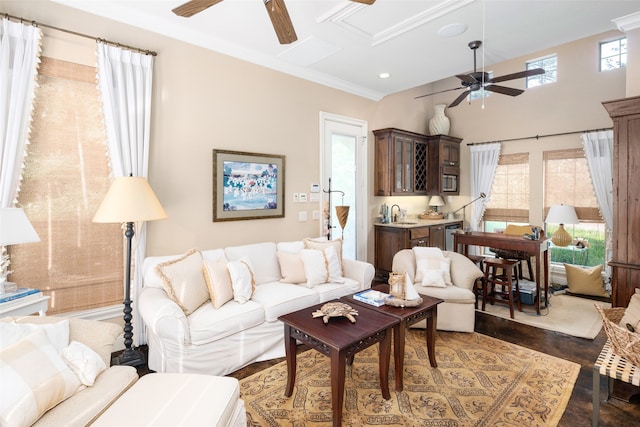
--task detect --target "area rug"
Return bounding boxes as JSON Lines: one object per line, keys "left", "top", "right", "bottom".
{"left": 240, "top": 330, "right": 580, "bottom": 426}
{"left": 479, "top": 289, "right": 611, "bottom": 339}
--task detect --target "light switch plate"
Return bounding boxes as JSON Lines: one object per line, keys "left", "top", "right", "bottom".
{"left": 299, "top": 193, "right": 307, "bottom": 202}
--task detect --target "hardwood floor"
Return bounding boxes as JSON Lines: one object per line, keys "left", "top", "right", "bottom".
{"left": 224, "top": 311, "right": 640, "bottom": 427}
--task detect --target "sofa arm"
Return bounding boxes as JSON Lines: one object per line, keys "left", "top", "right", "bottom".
{"left": 342, "top": 259, "right": 374, "bottom": 291}
{"left": 138, "top": 287, "right": 191, "bottom": 346}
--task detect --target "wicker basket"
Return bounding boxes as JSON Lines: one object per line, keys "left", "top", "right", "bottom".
{"left": 596, "top": 305, "right": 640, "bottom": 367}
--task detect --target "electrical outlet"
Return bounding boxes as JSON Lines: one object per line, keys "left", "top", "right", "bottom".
{"left": 293, "top": 193, "right": 299, "bottom": 203}
{"left": 299, "top": 193, "right": 307, "bottom": 202}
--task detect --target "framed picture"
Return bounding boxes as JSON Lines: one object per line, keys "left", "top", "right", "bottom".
{"left": 213, "top": 149, "right": 285, "bottom": 221}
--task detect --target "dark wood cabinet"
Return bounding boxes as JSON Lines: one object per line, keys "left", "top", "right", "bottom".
{"left": 603, "top": 96, "right": 640, "bottom": 309}
{"left": 374, "top": 221, "right": 462, "bottom": 278}
{"left": 427, "top": 135, "right": 462, "bottom": 195}
{"left": 373, "top": 128, "right": 428, "bottom": 196}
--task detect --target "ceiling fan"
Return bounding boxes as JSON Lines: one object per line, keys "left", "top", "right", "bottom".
{"left": 415, "top": 40, "right": 545, "bottom": 108}
{"left": 172, "top": 0, "right": 376, "bottom": 45}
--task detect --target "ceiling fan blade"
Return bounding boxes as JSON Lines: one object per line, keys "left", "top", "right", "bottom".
{"left": 489, "top": 68, "right": 545, "bottom": 83}
{"left": 264, "top": 0, "right": 297, "bottom": 44}
{"left": 484, "top": 85, "right": 524, "bottom": 97}
{"left": 456, "top": 74, "right": 476, "bottom": 84}
{"left": 172, "top": 0, "right": 224, "bottom": 17}
{"left": 414, "top": 86, "right": 465, "bottom": 100}
{"left": 448, "top": 90, "right": 470, "bottom": 108}
{"left": 350, "top": 0, "right": 376, "bottom": 4}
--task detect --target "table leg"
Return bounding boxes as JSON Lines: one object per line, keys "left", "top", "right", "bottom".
{"left": 592, "top": 365, "right": 600, "bottom": 427}
{"left": 330, "top": 350, "right": 346, "bottom": 427}
{"left": 393, "top": 323, "right": 405, "bottom": 392}
{"left": 378, "top": 329, "right": 391, "bottom": 400}
{"left": 543, "top": 247, "right": 549, "bottom": 308}
{"left": 535, "top": 252, "right": 542, "bottom": 315}
{"left": 284, "top": 325, "right": 297, "bottom": 397}
{"left": 426, "top": 310, "right": 437, "bottom": 368}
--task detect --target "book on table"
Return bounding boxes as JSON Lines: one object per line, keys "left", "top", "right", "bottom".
{"left": 353, "top": 289, "right": 391, "bottom": 307}
{"left": 0, "top": 288, "right": 40, "bottom": 304}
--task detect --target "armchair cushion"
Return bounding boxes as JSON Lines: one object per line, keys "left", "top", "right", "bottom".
{"left": 413, "top": 247, "right": 452, "bottom": 286}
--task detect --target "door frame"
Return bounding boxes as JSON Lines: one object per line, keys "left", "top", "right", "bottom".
{"left": 319, "top": 112, "right": 368, "bottom": 261}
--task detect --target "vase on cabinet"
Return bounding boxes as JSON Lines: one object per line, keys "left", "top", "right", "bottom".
{"left": 428, "top": 104, "right": 450, "bottom": 136}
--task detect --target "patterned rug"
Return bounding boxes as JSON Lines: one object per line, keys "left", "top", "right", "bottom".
{"left": 240, "top": 330, "right": 580, "bottom": 426}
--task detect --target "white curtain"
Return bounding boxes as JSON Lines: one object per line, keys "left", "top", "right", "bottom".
{"left": 0, "top": 19, "right": 41, "bottom": 207}
{"left": 582, "top": 129, "right": 613, "bottom": 286}
{"left": 469, "top": 143, "right": 501, "bottom": 231}
{"left": 97, "top": 43, "right": 154, "bottom": 346}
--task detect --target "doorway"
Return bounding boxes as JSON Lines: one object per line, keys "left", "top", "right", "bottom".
{"left": 320, "top": 112, "right": 368, "bottom": 261}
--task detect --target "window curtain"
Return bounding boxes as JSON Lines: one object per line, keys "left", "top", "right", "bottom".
{"left": 97, "top": 43, "right": 154, "bottom": 346}
{"left": 0, "top": 19, "right": 42, "bottom": 207}
{"left": 581, "top": 129, "right": 613, "bottom": 284}
{"left": 469, "top": 143, "right": 501, "bottom": 231}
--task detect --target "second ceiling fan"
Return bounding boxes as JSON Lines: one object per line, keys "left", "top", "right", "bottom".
{"left": 172, "top": 0, "right": 376, "bottom": 45}
{"left": 416, "top": 40, "right": 545, "bottom": 107}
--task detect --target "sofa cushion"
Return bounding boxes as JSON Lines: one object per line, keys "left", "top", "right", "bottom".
{"left": 62, "top": 340, "right": 107, "bottom": 386}
{"left": 277, "top": 251, "right": 306, "bottom": 284}
{"left": 0, "top": 319, "right": 70, "bottom": 352}
{"left": 564, "top": 263, "right": 608, "bottom": 297}
{"left": 143, "top": 249, "right": 226, "bottom": 290}
{"left": 0, "top": 329, "right": 82, "bottom": 427}
{"left": 276, "top": 241, "right": 305, "bottom": 254}
{"left": 251, "top": 282, "right": 318, "bottom": 322}
{"left": 415, "top": 283, "right": 476, "bottom": 304}
{"left": 228, "top": 259, "right": 256, "bottom": 304}
{"left": 300, "top": 246, "right": 344, "bottom": 287}
{"left": 203, "top": 259, "right": 234, "bottom": 308}
{"left": 225, "top": 242, "right": 280, "bottom": 285}
{"left": 187, "top": 300, "right": 265, "bottom": 345}
{"left": 413, "top": 247, "right": 452, "bottom": 286}
{"left": 314, "top": 278, "right": 361, "bottom": 303}
{"left": 303, "top": 238, "right": 343, "bottom": 273}
{"left": 157, "top": 249, "right": 210, "bottom": 315}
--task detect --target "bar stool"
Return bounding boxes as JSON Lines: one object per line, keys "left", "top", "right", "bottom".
{"left": 482, "top": 258, "right": 522, "bottom": 319}
{"left": 466, "top": 255, "right": 487, "bottom": 309}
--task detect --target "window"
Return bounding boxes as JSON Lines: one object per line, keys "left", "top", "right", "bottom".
{"left": 526, "top": 55, "right": 557, "bottom": 88}
{"left": 9, "top": 57, "right": 124, "bottom": 315}
{"left": 600, "top": 37, "right": 627, "bottom": 71}
{"left": 543, "top": 149, "right": 605, "bottom": 267}
{"left": 483, "top": 153, "right": 529, "bottom": 223}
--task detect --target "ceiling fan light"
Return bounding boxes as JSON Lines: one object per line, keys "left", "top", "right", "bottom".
{"left": 379, "top": 72, "right": 390, "bottom": 79}
{"left": 437, "top": 23, "right": 467, "bottom": 38}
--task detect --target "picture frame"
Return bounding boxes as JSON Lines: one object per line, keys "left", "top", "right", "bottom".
{"left": 213, "top": 149, "right": 285, "bottom": 222}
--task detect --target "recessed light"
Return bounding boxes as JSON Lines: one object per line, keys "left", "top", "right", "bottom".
{"left": 437, "top": 23, "right": 468, "bottom": 38}
{"left": 379, "top": 72, "right": 391, "bottom": 79}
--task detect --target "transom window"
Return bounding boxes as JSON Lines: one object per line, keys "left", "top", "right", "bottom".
{"left": 526, "top": 55, "right": 557, "bottom": 88}
{"left": 600, "top": 37, "right": 627, "bottom": 71}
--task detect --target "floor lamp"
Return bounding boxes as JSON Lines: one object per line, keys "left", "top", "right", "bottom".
{"left": 452, "top": 193, "right": 486, "bottom": 228}
{"left": 93, "top": 176, "right": 167, "bottom": 366}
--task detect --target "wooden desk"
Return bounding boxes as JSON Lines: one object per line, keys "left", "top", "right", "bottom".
{"left": 453, "top": 231, "right": 550, "bottom": 315}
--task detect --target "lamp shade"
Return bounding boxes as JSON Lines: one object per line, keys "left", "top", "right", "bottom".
{"left": 0, "top": 208, "right": 40, "bottom": 246}
{"left": 428, "top": 196, "right": 445, "bottom": 207}
{"left": 545, "top": 204, "right": 579, "bottom": 225}
{"left": 93, "top": 176, "right": 167, "bottom": 223}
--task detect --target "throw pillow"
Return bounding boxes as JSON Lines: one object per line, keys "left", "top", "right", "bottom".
{"left": 62, "top": 340, "right": 107, "bottom": 386}
{"left": 0, "top": 329, "right": 82, "bottom": 427}
{"left": 300, "top": 246, "right": 344, "bottom": 288}
{"left": 413, "top": 247, "right": 452, "bottom": 285}
{"left": 277, "top": 251, "right": 307, "bottom": 284}
{"left": 620, "top": 288, "right": 640, "bottom": 331}
{"left": 415, "top": 253, "right": 452, "bottom": 288}
{"left": 0, "top": 319, "right": 70, "bottom": 352}
{"left": 156, "top": 248, "right": 210, "bottom": 315}
{"left": 564, "top": 263, "right": 609, "bottom": 297}
{"left": 203, "top": 259, "right": 234, "bottom": 309}
{"left": 303, "top": 237, "right": 343, "bottom": 273}
{"left": 228, "top": 259, "right": 256, "bottom": 304}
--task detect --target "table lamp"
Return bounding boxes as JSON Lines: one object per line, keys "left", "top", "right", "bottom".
{"left": 545, "top": 204, "right": 579, "bottom": 247}
{"left": 428, "top": 196, "right": 445, "bottom": 213}
{"left": 93, "top": 176, "right": 167, "bottom": 366}
{"left": 0, "top": 208, "right": 41, "bottom": 294}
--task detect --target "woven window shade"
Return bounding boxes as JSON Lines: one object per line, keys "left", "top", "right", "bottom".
{"left": 484, "top": 153, "right": 529, "bottom": 222}
{"left": 9, "top": 57, "right": 124, "bottom": 315}
{"left": 543, "top": 148, "right": 602, "bottom": 222}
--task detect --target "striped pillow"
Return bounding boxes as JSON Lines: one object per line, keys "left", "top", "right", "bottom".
{"left": 0, "top": 329, "right": 81, "bottom": 426}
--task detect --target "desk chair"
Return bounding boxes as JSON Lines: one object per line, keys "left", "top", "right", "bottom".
{"left": 490, "top": 224, "right": 536, "bottom": 282}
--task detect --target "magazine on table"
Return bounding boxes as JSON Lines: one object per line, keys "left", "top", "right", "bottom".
{"left": 0, "top": 288, "right": 40, "bottom": 304}
{"left": 353, "top": 289, "right": 391, "bottom": 307}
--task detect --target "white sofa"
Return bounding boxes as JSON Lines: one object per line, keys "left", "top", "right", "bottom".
{"left": 139, "top": 239, "right": 375, "bottom": 376}
{"left": 392, "top": 249, "right": 483, "bottom": 332}
{"left": 0, "top": 316, "right": 246, "bottom": 427}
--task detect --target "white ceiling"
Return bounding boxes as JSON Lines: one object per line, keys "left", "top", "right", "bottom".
{"left": 50, "top": 0, "right": 638, "bottom": 100}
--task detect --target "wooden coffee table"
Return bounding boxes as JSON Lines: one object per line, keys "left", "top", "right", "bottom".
{"left": 344, "top": 285, "right": 443, "bottom": 391}
{"left": 279, "top": 300, "right": 399, "bottom": 427}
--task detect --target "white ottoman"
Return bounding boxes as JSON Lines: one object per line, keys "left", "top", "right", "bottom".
{"left": 92, "top": 373, "right": 246, "bottom": 427}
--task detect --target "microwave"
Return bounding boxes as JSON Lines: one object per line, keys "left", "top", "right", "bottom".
{"left": 442, "top": 173, "right": 458, "bottom": 193}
